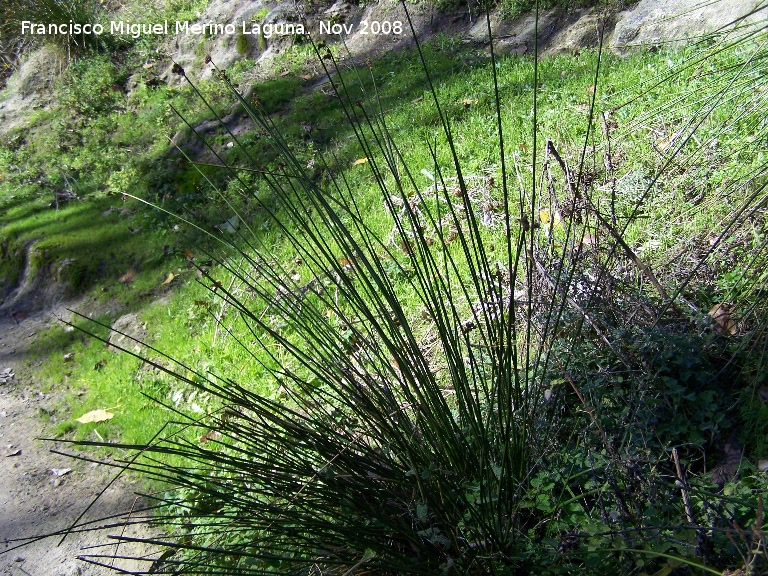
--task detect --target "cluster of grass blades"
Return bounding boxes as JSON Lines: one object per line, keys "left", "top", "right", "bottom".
{"left": 42, "top": 2, "right": 768, "bottom": 574}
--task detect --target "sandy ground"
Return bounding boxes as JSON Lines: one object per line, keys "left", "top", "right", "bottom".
{"left": 0, "top": 306, "right": 157, "bottom": 576}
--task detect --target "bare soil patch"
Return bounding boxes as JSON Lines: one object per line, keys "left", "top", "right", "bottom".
{"left": 0, "top": 305, "right": 156, "bottom": 576}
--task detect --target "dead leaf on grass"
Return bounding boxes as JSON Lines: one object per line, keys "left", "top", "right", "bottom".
{"left": 199, "top": 431, "right": 221, "bottom": 444}
{"left": 539, "top": 209, "right": 563, "bottom": 228}
{"left": 50, "top": 468, "right": 72, "bottom": 477}
{"left": 76, "top": 409, "right": 115, "bottom": 424}
{"left": 353, "top": 157, "right": 369, "bottom": 166}
{"left": 708, "top": 303, "right": 738, "bottom": 335}
{"left": 161, "top": 272, "right": 175, "bottom": 285}
{"left": 119, "top": 268, "right": 137, "bottom": 284}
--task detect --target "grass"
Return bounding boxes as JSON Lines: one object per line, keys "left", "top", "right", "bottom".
{"left": 1, "top": 5, "right": 768, "bottom": 573}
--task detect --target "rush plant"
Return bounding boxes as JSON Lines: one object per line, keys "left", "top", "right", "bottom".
{"left": 50, "top": 2, "right": 768, "bottom": 575}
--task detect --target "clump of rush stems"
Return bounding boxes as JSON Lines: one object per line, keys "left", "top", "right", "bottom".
{"left": 47, "top": 3, "right": 768, "bottom": 575}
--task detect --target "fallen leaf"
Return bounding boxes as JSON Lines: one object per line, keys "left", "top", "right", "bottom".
{"left": 119, "top": 268, "right": 137, "bottom": 283}
{"left": 199, "top": 431, "right": 221, "bottom": 444}
{"left": 708, "top": 303, "right": 738, "bottom": 335}
{"left": 50, "top": 468, "right": 72, "bottom": 477}
{"left": 215, "top": 215, "right": 239, "bottom": 234}
{"left": 161, "top": 272, "right": 175, "bottom": 285}
{"left": 539, "top": 209, "right": 563, "bottom": 228}
{"left": 183, "top": 249, "right": 194, "bottom": 261}
{"left": 656, "top": 130, "right": 682, "bottom": 151}
{"left": 76, "top": 409, "right": 114, "bottom": 424}
{"left": 142, "top": 62, "right": 154, "bottom": 69}
{"left": 353, "top": 157, "right": 369, "bottom": 166}
{"left": 459, "top": 98, "right": 478, "bottom": 106}
{"left": 300, "top": 73, "right": 312, "bottom": 80}
{"left": 63, "top": 352, "right": 75, "bottom": 362}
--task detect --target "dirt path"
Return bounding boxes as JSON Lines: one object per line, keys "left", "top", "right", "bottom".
{"left": 0, "top": 305, "right": 155, "bottom": 576}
